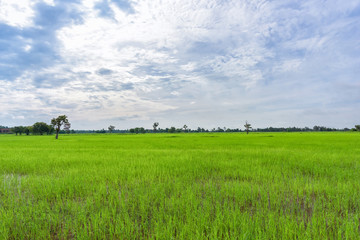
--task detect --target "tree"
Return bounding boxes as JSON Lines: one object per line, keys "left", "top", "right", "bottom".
{"left": 33, "top": 122, "right": 52, "bottom": 135}
{"left": 25, "top": 126, "right": 31, "bottom": 135}
{"left": 183, "top": 124, "right": 188, "bottom": 132}
{"left": 153, "top": 122, "right": 159, "bottom": 133}
{"left": 244, "top": 121, "right": 252, "bottom": 134}
{"left": 51, "top": 115, "right": 70, "bottom": 139}
{"left": 47, "top": 125, "right": 55, "bottom": 135}
{"left": 108, "top": 125, "right": 115, "bottom": 133}
{"left": 12, "top": 126, "right": 29, "bottom": 135}
{"left": 95, "top": 128, "right": 106, "bottom": 133}
{"left": 168, "top": 127, "right": 176, "bottom": 133}
{"left": 12, "top": 126, "right": 22, "bottom": 136}
{"left": 355, "top": 125, "right": 360, "bottom": 131}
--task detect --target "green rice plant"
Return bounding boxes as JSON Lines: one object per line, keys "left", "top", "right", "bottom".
{"left": 0, "top": 132, "right": 359, "bottom": 239}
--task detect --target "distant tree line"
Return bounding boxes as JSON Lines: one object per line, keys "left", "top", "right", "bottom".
{"left": 254, "top": 126, "right": 355, "bottom": 132}
{"left": 10, "top": 123, "right": 54, "bottom": 136}
{"left": 3, "top": 115, "right": 71, "bottom": 138}
{"left": 117, "top": 123, "right": 355, "bottom": 134}
{"left": 127, "top": 126, "right": 242, "bottom": 133}
{"left": 9, "top": 122, "right": 69, "bottom": 136}
{"left": 2, "top": 122, "right": 359, "bottom": 135}
{"left": 121, "top": 124, "right": 357, "bottom": 134}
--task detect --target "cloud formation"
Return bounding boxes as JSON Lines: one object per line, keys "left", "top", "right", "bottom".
{"left": 0, "top": 0, "right": 359, "bottom": 129}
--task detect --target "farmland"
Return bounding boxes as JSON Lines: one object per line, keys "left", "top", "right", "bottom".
{"left": 0, "top": 132, "right": 359, "bottom": 239}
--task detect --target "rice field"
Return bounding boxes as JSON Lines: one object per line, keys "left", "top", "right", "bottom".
{"left": 0, "top": 132, "right": 359, "bottom": 239}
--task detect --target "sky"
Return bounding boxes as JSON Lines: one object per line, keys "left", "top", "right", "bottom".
{"left": 0, "top": 0, "right": 359, "bottom": 130}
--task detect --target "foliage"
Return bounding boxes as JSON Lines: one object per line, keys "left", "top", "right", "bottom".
{"left": 11, "top": 126, "right": 25, "bottom": 135}
{"left": 51, "top": 115, "right": 70, "bottom": 139}
{"left": 313, "top": 125, "right": 337, "bottom": 131}
{"left": 108, "top": 125, "right": 115, "bottom": 133}
{"left": 244, "top": 121, "right": 252, "bottom": 134}
{"left": 153, "top": 122, "right": 159, "bottom": 132}
{"left": 168, "top": 126, "right": 176, "bottom": 133}
{"left": 24, "top": 126, "right": 32, "bottom": 135}
{"left": 129, "top": 127, "right": 145, "bottom": 134}
{"left": 33, "top": 122, "right": 53, "bottom": 135}
{"left": 63, "top": 123, "right": 71, "bottom": 134}
{"left": 95, "top": 129, "right": 106, "bottom": 133}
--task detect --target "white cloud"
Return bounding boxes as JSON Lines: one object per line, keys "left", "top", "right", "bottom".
{"left": 12, "top": 115, "right": 25, "bottom": 120}
{"left": 276, "top": 59, "right": 302, "bottom": 72}
{"left": 0, "top": 0, "right": 55, "bottom": 28}
{"left": 23, "top": 44, "right": 32, "bottom": 52}
{"left": 0, "top": 0, "right": 36, "bottom": 27}
{"left": 54, "top": 0, "right": 275, "bottom": 93}
{"left": 1, "top": 0, "right": 359, "bottom": 128}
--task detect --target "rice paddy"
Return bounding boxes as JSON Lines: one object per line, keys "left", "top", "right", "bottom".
{"left": 0, "top": 132, "right": 359, "bottom": 239}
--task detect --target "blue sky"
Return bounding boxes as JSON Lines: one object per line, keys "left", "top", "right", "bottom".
{"left": 0, "top": 0, "right": 359, "bottom": 130}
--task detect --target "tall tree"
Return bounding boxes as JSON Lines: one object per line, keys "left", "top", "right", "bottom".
{"left": 12, "top": 126, "right": 27, "bottom": 135}
{"left": 153, "top": 122, "right": 159, "bottom": 133}
{"left": 108, "top": 125, "right": 115, "bottom": 133}
{"left": 19, "top": 126, "right": 26, "bottom": 135}
{"left": 25, "top": 126, "right": 31, "bottom": 135}
{"left": 51, "top": 115, "right": 70, "bottom": 139}
{"left": 313, "top": 126, "right": 320, "bottom": 131}
{"left": 12, "top": 126, "right": 21, "bottom": 136}
{"left": 33, "top": 122, "right": 51, "bottom": 135}
{"left": 244, "top": 121, "right": 252, "bottom": 134}
{"left": 355, "top": 125, "right": 360, "bottom": 131}
{"left": 183, "top": 124, "right": 188, "bottom": 132}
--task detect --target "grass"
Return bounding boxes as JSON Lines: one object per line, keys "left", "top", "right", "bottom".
{"left": 0, "top": 132, "right": 359, "bottom": 239}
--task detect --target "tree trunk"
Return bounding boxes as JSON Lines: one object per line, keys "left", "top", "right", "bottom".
{"left": 55, "top": 128, "right": 59, "bottom": 139}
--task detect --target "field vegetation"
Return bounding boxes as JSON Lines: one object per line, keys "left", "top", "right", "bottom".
{"left": 0, "top": 132, "right": 359, "bottom": 239}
